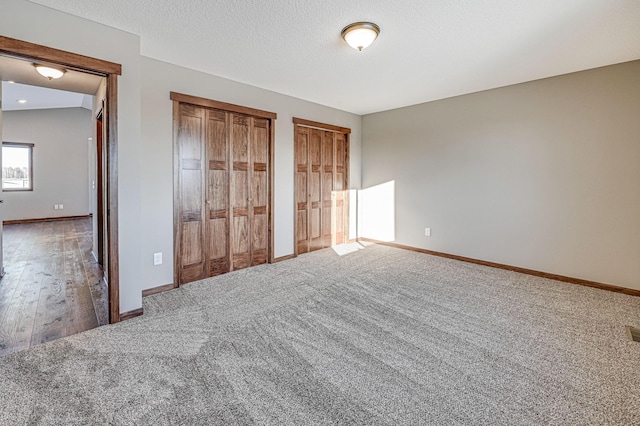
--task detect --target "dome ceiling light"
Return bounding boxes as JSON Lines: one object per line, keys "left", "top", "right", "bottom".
{"left": 34, "top": 64, "right": 66, "bottom": 80}
{"left": 341, "top": 22, "right": 380, "bottom": 51}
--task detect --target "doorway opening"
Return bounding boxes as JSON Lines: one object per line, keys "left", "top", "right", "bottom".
{"left": 0, "top": 36, "right": 122, "bottom": 351}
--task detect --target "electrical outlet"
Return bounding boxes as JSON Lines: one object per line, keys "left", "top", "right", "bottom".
{"left": 424, "top": 227, "right": 431, "bottom": 237}
{"left": 54, "top": 204, "right": 59, "bottom": 210}
{"left": 153, "top": 252, "right": 162, "bottom": 265}
{"left": 59, "top": 204, "right": 64, "bottom": 210}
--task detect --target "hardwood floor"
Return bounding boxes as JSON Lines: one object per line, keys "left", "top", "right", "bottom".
{"left": 0, "top": 218, "right": 108, "bottom": 356}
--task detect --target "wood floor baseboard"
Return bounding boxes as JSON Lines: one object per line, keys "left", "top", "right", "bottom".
{"left": 119, "top": 307, "right": 143, "bottom": 321}
{"left": 359, "top": 238, "right": 640, "bottom": 298}
{"left": 3, "top": 214, "right": 92, "bottom": 225}
{"left": 273, "top": 254, "right": 296, "bottom": 263}
{"left": 142, "top": 283, "right": 175, "bottom": 297}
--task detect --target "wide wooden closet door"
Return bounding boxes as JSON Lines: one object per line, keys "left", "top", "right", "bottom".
{"left": 294, "top": 119, "right": 350, "bottom": 255}
{"left": 174, "top": 94, "right": 274, "bottom": 285}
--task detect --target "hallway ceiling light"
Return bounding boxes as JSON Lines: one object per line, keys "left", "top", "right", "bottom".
{"left": 34, "top": 64, "right": 66, "bottom": 80}
{"left": 341, "top": 22, "right": 380, "bottom": 51}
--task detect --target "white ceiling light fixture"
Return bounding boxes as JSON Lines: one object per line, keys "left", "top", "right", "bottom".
{"left": 17, "top": 99, "right": 27, "bottom": 104}
{"left": 34, "top": 64, "right": 66, "bottom": 80}
{"left": 341, "top": 22, "right": 380, "bottom": 51}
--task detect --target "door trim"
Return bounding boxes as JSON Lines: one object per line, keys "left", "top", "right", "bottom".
{"left": 170, "top": 92, "right": 277, "bottom": 120}
{"left": 172, "top": 92, "right": 277, "bottom": 287}
{"left": 293, "top": 118, "right": 351, "bottom": 257}
{"left": 293, "top": 117, "right": 352, "bottom": 135}
{"left": 0, "top": 35, "right": 122, "bottom": 323}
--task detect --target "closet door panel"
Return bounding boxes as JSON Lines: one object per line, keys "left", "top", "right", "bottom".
{"left": 231, "top": 115, "right": 251, "bottom": 270}
{"left": 322, "top": 131, "right": 334, "bottom": 247}
{"left": 309, "top": 129, "right": 323, "bottom": 252}
{"left": 205, "top": 110, "right": 229, "bottom": 276}
{"left": 334, "top": 132, "right": 347, "bottom": 244}
{"left": 178, "top": 105, "right": 205, "bottom": 283}
{"left": 295, "top": 128, "right": 309, "bottom": 254}
{"left": 251, "top": 119, "right": 269, "bottom": 265}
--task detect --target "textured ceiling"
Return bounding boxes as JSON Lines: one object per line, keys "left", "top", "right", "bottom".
{"left": 29, "top": 0, "right": 640, "bottom": 115}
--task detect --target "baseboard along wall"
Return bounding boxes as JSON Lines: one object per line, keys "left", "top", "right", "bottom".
{"left": 142, "top": 283, "right": 175, "bottom": 298}
{"left": 119, "top": 307, "right": 144, "bottom": 321}
{"left": 3, "top": 214, "right": 92, "bottom": 225}
{"left": 358, "top": 238, "right": 640, "bottom": 298}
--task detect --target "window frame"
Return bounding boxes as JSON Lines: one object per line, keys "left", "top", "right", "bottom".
{"left": 2, "top": 141, "right": 34, "bottom": 192}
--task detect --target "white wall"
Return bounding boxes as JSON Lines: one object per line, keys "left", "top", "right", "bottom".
{"left": 2, "top": 0, "right": 143, "bottom": 314}
{"left": 362, "top": 60, "right": 640, "bottom": 290}
{"left": 140, "top": 57, "right": 362, "bottom": 290}
{"left": 2, "top": 108, "right": 91, "bottom": 221}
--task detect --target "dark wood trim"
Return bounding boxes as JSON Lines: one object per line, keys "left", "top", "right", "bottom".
{"left": 170, "top": 92, "right": 277, "bottom": 120}
{"left": 142, "top": 283, "right": 175, "bottom": 297}
{"left": 268, "top": 115, "right": 275, "bottom": 263}
{"left": 0, "top": 35, "right": 121, "bottom": 75}
{"left": 359, "top": 238, "right": 640, "bottom": 298}
{"left": 2, "top": 142, "right": 34, "bottom": 147}
{"left": 273, "top": 254, "right": 296, "bottom": 263}
{"left": 172, "top": 100, "right": 181, "bottom": 289}
{"left": 293, "top": 117, "right": 352, "bottom": 134}
{"left": 119, "top": 307, "right": 143, "bottom": 321}
{"left": 106, "top": 73, "right": 120, "bottom": 323}
{"left": 3, "top": 214, "right": 92, "bottom": 225}
{"left": 95, "top": 109, "right": 105, "bottom": 265}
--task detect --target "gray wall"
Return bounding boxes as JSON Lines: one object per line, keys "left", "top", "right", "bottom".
{"left": 2, "top": 108, "right": 92, "bottom": 221}
{"left": 362, "top": 60, "right": 640, "bottom": 290}
{"left": 140, "top": 57, "right": 362, "bottom": 291}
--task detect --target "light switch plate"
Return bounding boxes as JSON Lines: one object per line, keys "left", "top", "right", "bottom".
{"left": 153, "top": 252, "right": 162, "bottom": 265}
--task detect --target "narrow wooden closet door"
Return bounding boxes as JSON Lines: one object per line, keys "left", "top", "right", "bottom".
{"left": 295, "top": 127, "right": 310, "bottom": 254}
{"left": 230, "top": 114, "right": 251, "bottom": 270}
{"left": 321, "top": 131, "right": 334, "bottom": 247}
{"left": 177, "top": 104, "right": 206, "bottom": 283}
{"left": 308, "top": 128, "right": 323, "bottom": 252}
{"left": 250, "top": 118, "right": 270, "bottom": 266}
{"left": 333, "top": 132, "right": 348, "bottom": 245}
{"left": 205, "top": 109, "right": 230, "bottom": 276}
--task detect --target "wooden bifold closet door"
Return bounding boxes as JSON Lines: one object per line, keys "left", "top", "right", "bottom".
{"left": 173, "top": 93, "right": 275, "bottom": 286}
{"left": 294, "top": 118, "right": 350, "bottom": 255}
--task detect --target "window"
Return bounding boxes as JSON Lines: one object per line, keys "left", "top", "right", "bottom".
{"left": 2, "top": 142, "right": 34, "bottom": 191}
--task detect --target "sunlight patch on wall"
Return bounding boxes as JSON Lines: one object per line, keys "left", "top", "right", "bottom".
{"left": 358, "top": 180, "right": 395, "bottom": 242}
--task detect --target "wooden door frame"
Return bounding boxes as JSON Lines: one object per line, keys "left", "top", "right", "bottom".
{"left": 0, "top": 35, "right": 123, "bottom": 323}
{"left": 292, "top": 117, "right": 351, "bottom": 257}
{"left": 170, "top": 91, "right": 276, "bottom": 287}
{"left": 95, "top": 108, "right": 105, "bottom": 265}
